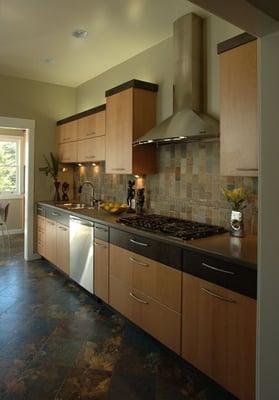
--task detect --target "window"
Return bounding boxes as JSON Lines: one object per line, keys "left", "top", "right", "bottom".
{"left": 0, "top": 136, "right": 23, "bottom": 197}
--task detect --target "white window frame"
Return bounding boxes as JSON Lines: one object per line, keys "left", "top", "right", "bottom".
{"left": 0, "top": 135, "right": 24, "bottom": 199}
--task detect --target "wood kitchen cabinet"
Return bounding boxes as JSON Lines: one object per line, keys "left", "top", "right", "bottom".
{"left": 56, "top": 223, "right": 69, "bottom": 275}
{"left": 77, "top": 136, "right": 105, "bottom": 162}
{"left": 105, "top": 79, "right": 158, "bottom": 175}
{"left": 182, "top": 272, "right": 256, "bottom": 400}
{"left": 37, "top": 215, "right": 46, "bottom": 257}
{"left": 94, "top": 238, "right": 109, "bottom": 302}
{"left": 109, "top": 243, "right": 181, "bottom": 353}
{"left": 219, "top": 34, "right": 258, "bottom": 176}
{"left": 58, "top": 142, "right": 77, "bottom": 163}
{"left": 77, "top": 110, "right": 105, "bottom": 140}
{"left": 45, "top": 218, "right": 57, "bottom": 265}
{"left": 57, "top": 120, "right": 78, "bottom": 144}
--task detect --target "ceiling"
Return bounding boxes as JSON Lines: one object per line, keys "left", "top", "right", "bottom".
{"left": 0, "top": 0, "right": 210, "bottom": 87}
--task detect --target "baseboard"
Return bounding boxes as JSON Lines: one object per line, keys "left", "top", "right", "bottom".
{"left": 6, "top": 228, "right": 24, "bottom": 235}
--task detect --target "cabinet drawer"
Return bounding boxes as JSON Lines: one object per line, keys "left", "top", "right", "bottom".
{"left": 95, "top": 223, "right": 109, "bottom": 242}
{"left": 37, "top": 241, "right": 45, "bottom": 257}
{"left": 77, "top": 136, "right": 105, "bottom": 162}
{"left": 45, "top": 208, "right": 69, "bottom": 226}
{"left": 37, "top": 215, "right": 45, "bottom": 232}
{"left": 109, "top": 275, "right": 181, "bottom": 353}
{"left": 110, "top": 244, "right": 181, "bottom": 312}
{"left": 110, "top": 228, "right": 182, "bottom": 270}
{"left": 37, "top": 230, "right": 45, "bottom": 244}
{"left": 183, "top": 249, "right": 257, "bottom": 299}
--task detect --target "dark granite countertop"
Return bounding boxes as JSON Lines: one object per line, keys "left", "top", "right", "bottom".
{"left": 38, "top": 201, "right": 257, "bottom": 271}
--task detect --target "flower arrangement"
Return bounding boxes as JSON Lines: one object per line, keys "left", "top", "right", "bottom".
{"left": 39, "top": 152, "right": 59, "bottom": 183}
{"left": 222, "top": 187, "right": 248, "bottom": 211}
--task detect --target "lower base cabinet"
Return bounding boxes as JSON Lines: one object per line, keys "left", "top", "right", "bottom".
{"left": 182, "top": 272, "right": 256, "bottom": 400}
{"left": 45, "top": 219, "right": 57, "bottom": 265}
{"left": 56, "top": 224, "right": 69, "bottom": 275}
{"left": 109, "top": 274, "right": 181, "bottom": 354}
{"left": 94, "top": 239, "right": 109, "bottom": 302}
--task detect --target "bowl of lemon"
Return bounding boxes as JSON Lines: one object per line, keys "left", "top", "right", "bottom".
{"left": 100, "top": 202, "right": 128, "bottom": 215}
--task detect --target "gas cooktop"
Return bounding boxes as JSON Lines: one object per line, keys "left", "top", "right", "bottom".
{"left": 118, "top": 214, "right": 227, "bottom": 241}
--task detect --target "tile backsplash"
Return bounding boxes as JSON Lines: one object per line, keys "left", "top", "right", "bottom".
{"left": 72, "top": 141, "right": 258, "bottom": 234}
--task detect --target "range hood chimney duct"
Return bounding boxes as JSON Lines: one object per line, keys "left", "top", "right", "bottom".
{"left": 134, "top": 13, "right": 219, "bottom": 145}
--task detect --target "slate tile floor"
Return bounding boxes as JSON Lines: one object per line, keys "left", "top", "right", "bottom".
{"left": 0, "top": 235, "right": 236, "bottom": 399}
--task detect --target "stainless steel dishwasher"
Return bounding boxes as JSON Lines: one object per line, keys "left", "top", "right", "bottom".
{"left": 69, "top": 215, "right": 94, "bottom": 294}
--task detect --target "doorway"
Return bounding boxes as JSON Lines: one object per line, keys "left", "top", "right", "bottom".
{"left": 0, "top": 117, "right": 35, "bottom": 261}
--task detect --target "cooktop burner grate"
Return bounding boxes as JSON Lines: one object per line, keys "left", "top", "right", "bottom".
{"left": 118, "top": 214, "right": 227, "bottom": 240}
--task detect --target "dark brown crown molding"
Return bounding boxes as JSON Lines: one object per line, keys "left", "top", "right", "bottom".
{"left": 217, "top": 32, "right": 257, "bottom": 55}
{"left": 105, "top": 79, "right": 159, "bottom": 97}
{"left": 57, "top": 103, "right": 106, "bottom": 126}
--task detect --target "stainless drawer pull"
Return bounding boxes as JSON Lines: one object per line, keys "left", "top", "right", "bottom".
{"left": 130, "top": 238, "right": 149, "bottom": 247}
{"left": 201, "top": 287, "right": 236, "bottom": 304}
{"left": 47, "top": 221, "right": 55, "bottom": 226}
{"left": 129, "top": 292, "right": 148, "bottom": 305}
{"left": 38, "top": 207, "right": 43, "bottom": 211}
{"left": 94, "top": 242, "right": 107, "bottom": 248}
{"left": 112, "top": 168, "right": 126, "bottom": 171}
{"left": 129, "top": 257, "right": 149, "bottom": 267}
{"left": 51, "top": 212, "right": 59, "bottom": 216}
{"left": 202, "top": 262, "right": 235, "bottom": 275}
{"left": 87, "top": 132, "right": 96, "bottom": 136}
{"left": 236, "top": 168, "right": 258, "bottom": 171}
{"left": 58, "top": 226, "right": 67, "bottom": 231}
{"left": 86, "top": 155, "right": 95, "bottom": 158}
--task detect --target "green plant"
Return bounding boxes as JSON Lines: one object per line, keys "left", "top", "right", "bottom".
{"left": 222, "top": 187, "right": 248, "bottom": 211}
{"left": 39, "top": 152, "right": 59, "bottom": 182}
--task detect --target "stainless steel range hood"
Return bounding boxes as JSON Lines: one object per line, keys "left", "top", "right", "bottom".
{"left": 134, "top": 13, "right": 219, "bottom": 146}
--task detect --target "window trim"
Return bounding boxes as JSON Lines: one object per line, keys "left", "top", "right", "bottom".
{"left": 0, "top": 135, "right": 24, "bottom": 197}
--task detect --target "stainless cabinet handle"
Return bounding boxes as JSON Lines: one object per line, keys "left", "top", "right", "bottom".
{"left": 51, "top": 212, "right": 59, "bottom": 216}
{"left": 86, "top": 155, "right": 95, "bottom": 159}
{"left": 47, "top": 221, "right": 55, "bottom": 226}
{"left": 202, "top": 262, "right": 235, "bottom": 275}
{"left": 95, "top": 226, "right": 108, "bottom": 232}
{"left": 94, "top": 242, "right": 107, "bottom": 248}
{"left": 58, "top": 226, "right": 67, "bottom": 231}
{"left": 130, "top": 238, "right": 149, "bottom": 247}
{"left": 112, "top": 168, "right": 126, "bottom": 171}
{"left": 236, "top": 168, "right": 258, "bottom": 171}
{"left": 63, "top": 137, "right": 71, "bottom": 141}
{"left": 201, "top": 287, "right": 236, "bottom": 304}
{"left": 129, "top": 256, "right": 149, "bottom": 267}
{"left": 129, "top": 292, "right": 149, "bottom": 305}
{"left": 87, "top": 132, "right": 96, "bottom": 136}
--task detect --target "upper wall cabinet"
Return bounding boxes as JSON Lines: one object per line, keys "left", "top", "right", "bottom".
{"left": 57, "top": 105, "right": 106, "bottom": 163}
{"left": 57, "top": 120, "right": 78, "bottom": 144}
{"left": 77, "top": 109, "right": 106, "bottom": 140}
{"left": 219, "top": 34, "right": 258, "bottom": 177}
{"left": 105, "top": 79, "right": 158, "bottom": 175}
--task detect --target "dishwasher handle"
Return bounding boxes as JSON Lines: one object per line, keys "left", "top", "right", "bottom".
{"left": 70, "top": 215, "right": 94, "bottom": 227}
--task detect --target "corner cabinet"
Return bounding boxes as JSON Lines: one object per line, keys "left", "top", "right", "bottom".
{"left": 182, "top": 272, "right": 256, "bottom": 400}
{"left": 105, "top": 80, "right": 158, "bottom": 175}
{"left": 219, "top": 34, "right": 258, "bottom": 177}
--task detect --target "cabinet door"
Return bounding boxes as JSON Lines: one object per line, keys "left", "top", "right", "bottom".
{"left": 110, "top": 244, "right": 181, "bottom": 312}
{"left": 182, "top": 273, "right": 256, "bottom": 400}
{"left": 109, "top": 275, "right": 181, "bottom": 353}
{"left": 78, "top": 111, "right": 105, "bottom": 140}
{"left": 94, "top": 239, "right": 109, "bottom": 302}
{"left": 105, "top": 88, "right": 133, "bottom": 174}
{"left": 56, "top": 224, "right": 69, "bottom": 275}
{"left": 77, "top": 136, "right": 105, "bottom": 162}
{"left": 59, "top": 142, "right": 77, "bottom": 163}
{"left": 45, "top": 219, "right": 57, "bottom": 265}
{"left": 220, "top": 40, "right": 258, "bottom": 176}
{"left": 37, "top": 215, "right": 46, "bottom": 257}
{"left": 57, "top": 120, "right": 78, "bottom": 144}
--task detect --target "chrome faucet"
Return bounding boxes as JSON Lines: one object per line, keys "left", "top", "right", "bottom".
{"left": 78, "top": 181, "right": 95, "bottom": 207}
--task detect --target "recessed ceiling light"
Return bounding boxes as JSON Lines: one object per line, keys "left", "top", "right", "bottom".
{"left": 72, "top": 29, "right": 88, "bottom": 39}
{"left": 44, "top": 57, "right": 55, "bottom": 64}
